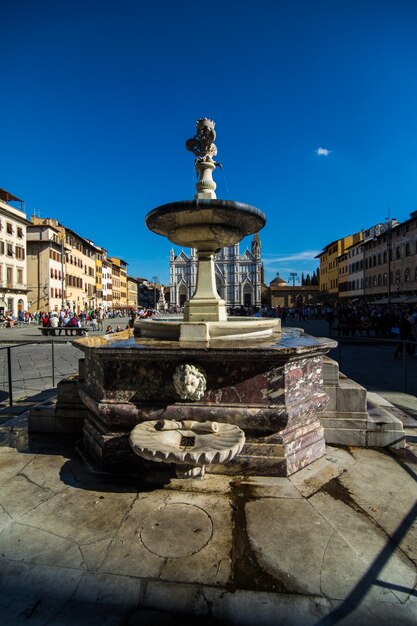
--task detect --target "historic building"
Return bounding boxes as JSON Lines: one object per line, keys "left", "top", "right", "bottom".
{"left": 316, "top": 232, "right": 363, "bottom": 296}
{"left": 27, "top": 217, "right": 65, "bottom": 313}
{"left": 170, "top": 234, "right": 263, "bottom": 309}
{"left": 316, "top": 213, "right": 417, "bottom": 305}
{"left": 0, "top": 188, "right": 30, "bottom": 315}
{"left": 268, "top": 274, "right": 320, "bottom": 308}
{"left": 109, "top": 257, "right": 128, "bottom": 309}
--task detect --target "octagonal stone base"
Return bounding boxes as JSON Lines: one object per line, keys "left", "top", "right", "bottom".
{"left": 76, "top": 330, "right": 336, "bottom": 477}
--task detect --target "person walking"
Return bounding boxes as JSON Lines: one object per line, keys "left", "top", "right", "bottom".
{"left": 394, "top": 312, "right": 416, "bottom": 358}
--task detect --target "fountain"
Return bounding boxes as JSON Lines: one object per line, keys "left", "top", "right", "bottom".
{"left": 75, "top": 119, "right": 336, "bottom": 478}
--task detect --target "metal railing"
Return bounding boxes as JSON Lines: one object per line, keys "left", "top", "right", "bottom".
{"left": 0, "top": 340, "right": 83, "bottom": 408}
{"left": 0, "top": 342, "right": 56, "bottom": 407}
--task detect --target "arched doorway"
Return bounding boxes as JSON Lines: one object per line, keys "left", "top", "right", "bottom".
{"left": 178, "top": 284, "right": 188, "bottom": 306}
{"left": 242, "top": 282, "right": 252, "bottom": 307}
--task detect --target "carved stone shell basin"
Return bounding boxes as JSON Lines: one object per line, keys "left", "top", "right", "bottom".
{"left": 145, "top": 199, "right": 266, "bottom": 249}
{"left": 129, "top": 420, "right": 245, "bottom": 467}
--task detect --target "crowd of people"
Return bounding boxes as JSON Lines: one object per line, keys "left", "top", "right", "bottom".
{"left": 36, "top": 306, "right": 159, "bottom": 334}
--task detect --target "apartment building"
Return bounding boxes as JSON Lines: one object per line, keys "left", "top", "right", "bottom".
{"left": 64, "top": 228, "right": 96, "bottom": 313}
{"left": 344, "top": 239, "right": 365, "bottom": 299}
{"left": 27, "top": 217, "right": 65, "bottom": 313}
{"left": 0, "top": 188, "right": 30, "bottom": 315}
{"left": 127, "top": 276, "right": 139, "bottom": 309}
{"left": 102, "top": 252, "right": 113, "bottom": 310}
{"left": 363, "top": 215, "right": 417, "bottom": 303}
{"left": 316, "top": 232, "right": 363, "bottom": 295}
{"left": 110, "top": 257, "right": 128, "bottom": 309}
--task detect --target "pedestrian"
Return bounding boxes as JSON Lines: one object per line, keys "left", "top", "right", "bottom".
{"left": 394, "top": 313, "right": 415, "bottom": 358}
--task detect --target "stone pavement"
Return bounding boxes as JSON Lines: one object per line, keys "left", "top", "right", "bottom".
{"left": 0, "top": 318, "right": 417, "bottom": 623}
{"left": 0, "top": 415, "right": 417, "bottom": 625}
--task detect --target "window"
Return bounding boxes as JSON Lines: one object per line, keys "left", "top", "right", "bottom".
{"left": 405, "top": 268, "right": 410, "bottom": 282}
{"left": 406, "top": 243, "right": 411, "bottom": 256}
{"left": 7, "top": 243, "right": 13, "bottom": 257}
{"left": 15, "top": 246, "right": 25, "bottom": 260}
{"left": 396, "top": 246, "right": 401, "bottom": 259}
{"left": 17, "top": 227, "right": 23, "bottom": 238}
{"left": 17, "top": 269, "right": 23, "bottom": 284}
{"left": 6, "top": 223, "right": 13, "bottom": 235}
{"left": 0, "top": 241, "right": 4, "bottom": 255}
{"left": 396, "top": 270, "right": 401, "bottom": 284}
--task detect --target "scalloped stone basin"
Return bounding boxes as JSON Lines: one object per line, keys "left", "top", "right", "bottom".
{"left": 129, "top": 419, "right": 245, "bottom": 478}
{"left": 145, "top": 199, "right": 266, "bottom": 249}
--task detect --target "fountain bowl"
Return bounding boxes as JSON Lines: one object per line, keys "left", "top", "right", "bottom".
{"left": 145, "top": 199, "right": 266, "bottom": 249}
{"left": 129, "top": 419, "right": 245, "bottom": 477}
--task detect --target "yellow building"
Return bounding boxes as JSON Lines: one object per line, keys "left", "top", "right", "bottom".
{"left": 127, "top": 276, "right": 139, "bottom": 309}
{"left": 317, "top": 233, "right": 363, "bottom": 297}
{"left": 109, "top": 257, "right": 128, "bottom": 310}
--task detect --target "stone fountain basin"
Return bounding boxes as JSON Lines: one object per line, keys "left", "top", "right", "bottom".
{"left": 135, "top": 316, "right": 280, "bottom": 341}
{"left": 129, "top": 419, "right": 245, "bottom": 467}
{"left": 145, "top": 199, "right": 266, "bottom": 248}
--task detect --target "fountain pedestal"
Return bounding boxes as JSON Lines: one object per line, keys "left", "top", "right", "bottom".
{"left": 76, "top": 330, "right": 336, "bottom": 477}
{"left": 183, "top": 249, "right": 227, "bottom": 322}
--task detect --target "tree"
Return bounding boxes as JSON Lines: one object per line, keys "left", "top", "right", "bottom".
{"left": 305, "top": 273, "right": 312, "bottom": 286}
{"left": 301, "top": 272, "right": 305, "bottom": 286}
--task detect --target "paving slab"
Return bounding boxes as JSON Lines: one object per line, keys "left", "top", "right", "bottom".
{"left": 0, "top": 414, "right": 417, "bottom": 624}
{"left": 100, "top": 490, "right": 233, "bottom": 586}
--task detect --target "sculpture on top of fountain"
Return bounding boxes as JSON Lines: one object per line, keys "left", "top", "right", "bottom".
{"left": 185, "top": 118, "right": 222, "bottom": 199}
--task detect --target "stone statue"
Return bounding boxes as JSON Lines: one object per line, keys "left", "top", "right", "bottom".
{"left": 185, "top": 119, "right": 222, "bottom": 198}
{"left": 185, "top": 118, "right": 218, "bottom": 162}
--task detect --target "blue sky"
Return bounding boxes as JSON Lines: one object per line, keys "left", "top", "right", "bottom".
{"left": 1, "top": 0, "right": 417, "bottom": 285}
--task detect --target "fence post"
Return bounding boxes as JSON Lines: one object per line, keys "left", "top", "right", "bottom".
{"left": 52, "top": 340, "right": 55, "bottom": 387}
{"left": 338, "top": 335, "right": 342, "bottom": 370}
{"left": 7, "top": 347, "right": 13, "bottom": 407}
{"left": 403, "top": 340, "right": 408, "bottom": 393}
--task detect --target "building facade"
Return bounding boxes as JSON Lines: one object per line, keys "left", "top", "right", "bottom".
{"left": 0, "top": 188, "right": 30, "bottom": 315}
{"left": 316, "top": 213, "right": 417, "bottom": 305}
{"left": 110, "top": 257, "right": 128, "bottom": 309}
{"left": 27, "top": 218, "right": 65, "bottom": 313}
{"left": 317, "top": 232, "right": 363, "bottom": 296}
{"left": 127, "top": 276, "right": 139, "bottom": 309}
{"left": 170, "top": 234, "right": 263, "bottom": 309}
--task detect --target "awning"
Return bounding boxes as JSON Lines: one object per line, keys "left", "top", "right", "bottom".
{"left": 0, "top": 188, "right": 23, "bottom": 204}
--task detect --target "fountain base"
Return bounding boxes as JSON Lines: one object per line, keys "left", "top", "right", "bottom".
{"left": 75, "top": 330, "right": 336, "bottom": 476}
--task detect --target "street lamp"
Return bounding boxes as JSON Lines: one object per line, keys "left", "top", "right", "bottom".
{"left": 152, "top": 275, "right": 159, "bottom": 310}
{"left": 59, "top": 230, "right": 65, "bottom": 310}
{"left": 289, "top": 272, "right": 298, "bottom": 306}
{"left": 386, "top": 216, "right": 393, "bottom": 310}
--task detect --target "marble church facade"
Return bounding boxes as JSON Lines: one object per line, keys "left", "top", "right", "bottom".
{"left": 170, "top": 234, "right": 263, "bottom": 310}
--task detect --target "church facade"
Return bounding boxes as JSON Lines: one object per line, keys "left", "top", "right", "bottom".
{"left": 170, "top": 234, "right": 263, "bottom": 309}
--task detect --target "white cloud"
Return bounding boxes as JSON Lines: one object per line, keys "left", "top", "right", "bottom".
{"left": 263, "top": 250, "right": 321, "bottom": 265}
{"left": 315, "top": 147, "right": 331, "bottom": 156}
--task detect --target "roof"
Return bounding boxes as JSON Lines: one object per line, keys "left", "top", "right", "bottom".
{"left": 270, "top": 276, "right": 287, "bottom": 285}
{"left": 0, "top": 188, "right": 23, "bottom": 204}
